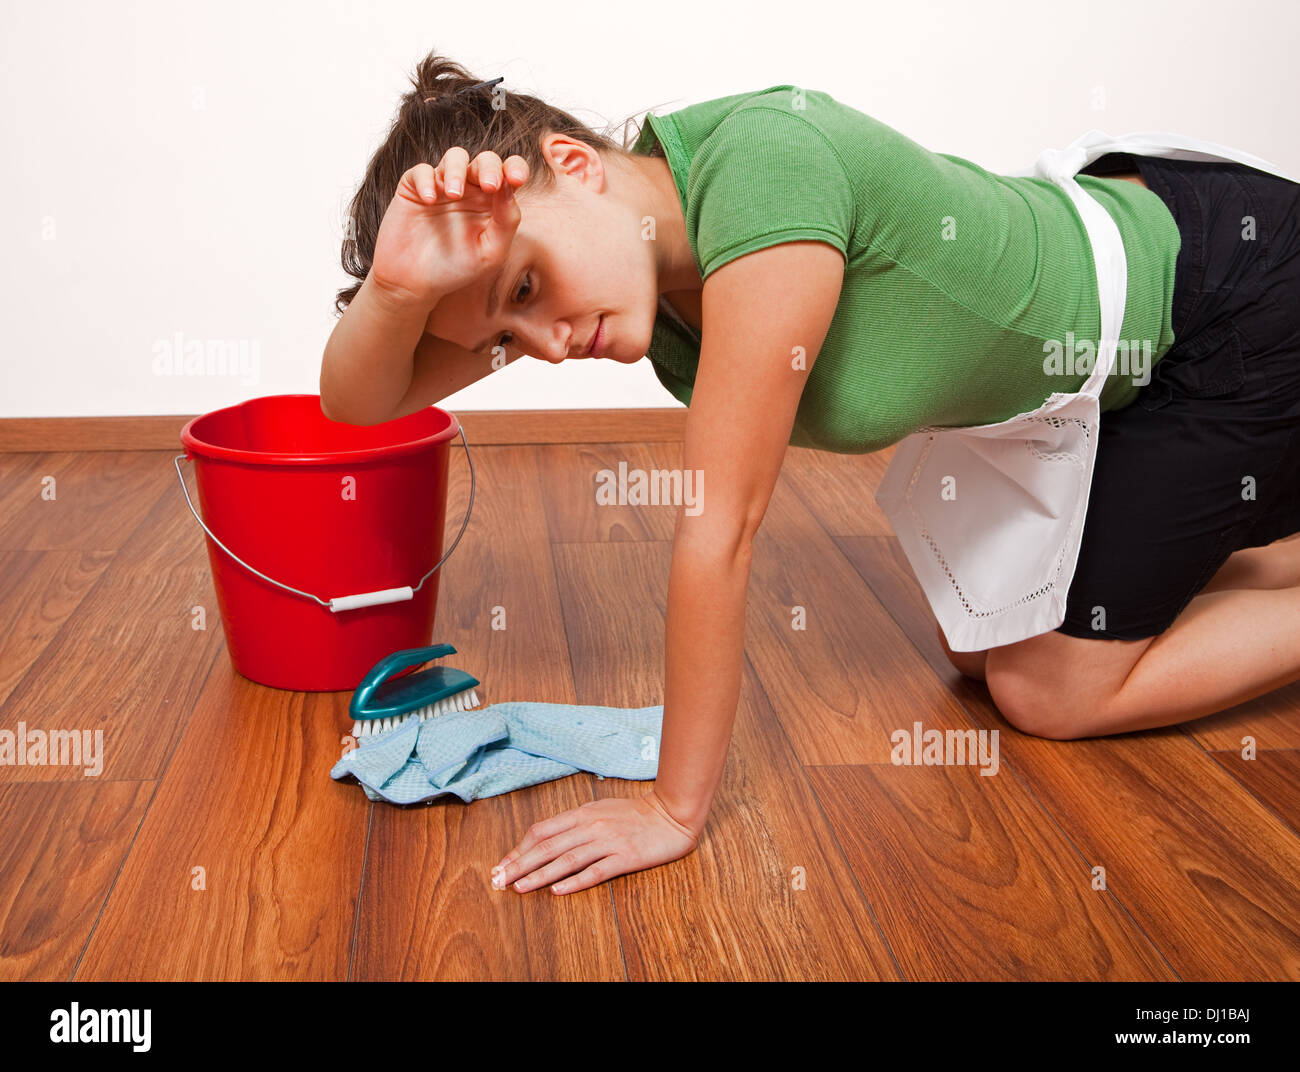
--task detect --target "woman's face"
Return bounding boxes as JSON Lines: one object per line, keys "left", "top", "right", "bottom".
{"left": 424, "top": 135, "right": 663, "bottom": 366}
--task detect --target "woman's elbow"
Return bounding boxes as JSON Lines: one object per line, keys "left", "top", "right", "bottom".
{"left": 672, "top": 511, "right": 756, "bottom": 564}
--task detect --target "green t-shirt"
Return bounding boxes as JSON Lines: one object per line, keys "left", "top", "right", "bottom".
{"left": 631, "top": 85, "right": 1180, "bottom": 453}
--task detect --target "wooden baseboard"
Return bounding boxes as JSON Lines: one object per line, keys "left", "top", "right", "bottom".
{"left": 0, "top": 407, "right": 688, "bottom": 452}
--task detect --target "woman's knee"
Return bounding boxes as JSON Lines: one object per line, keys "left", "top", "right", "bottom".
{"left": 982, "top": 653, "right": 1073, "bottom": 737}
{"left": 983, "top": 635, "right": 1135, "bottom": 740}
{"left": 983, "top": 654, "right": 1046, "bottom": 735}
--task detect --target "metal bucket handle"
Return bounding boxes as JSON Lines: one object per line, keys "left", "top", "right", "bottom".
{"left": 173, "top": 422, "right": 475, "bottom": 613}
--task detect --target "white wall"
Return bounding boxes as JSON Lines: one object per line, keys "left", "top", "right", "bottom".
{"left": 3, "top": 0, "right": 1297, "bottom": 418}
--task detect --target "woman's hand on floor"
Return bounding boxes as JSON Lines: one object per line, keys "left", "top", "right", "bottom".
{"left": 491, "top": 790, "right": 701, "bottom": 896}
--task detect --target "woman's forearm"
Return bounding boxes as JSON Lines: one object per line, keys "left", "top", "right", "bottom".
{"left": 651, "top": 533, "right": 753, "bottom": 835}
{"left": 319, "top": 273, "right": 439, "bottom": 426}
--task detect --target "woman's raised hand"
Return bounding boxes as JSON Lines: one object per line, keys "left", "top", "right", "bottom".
{"left": 369, "top": 148, "right": 530, "bottom": 307}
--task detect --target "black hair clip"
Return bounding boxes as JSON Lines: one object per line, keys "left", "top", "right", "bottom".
{"left": 461, "top": 76, "right": 504, "bottom": 95}
{"left": 425, "top": 76, "right": 504, "bottom": 104}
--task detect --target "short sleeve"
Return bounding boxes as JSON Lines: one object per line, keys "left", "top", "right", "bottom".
{"left": 689, "top": 104, "right": 855, "bottom": 280}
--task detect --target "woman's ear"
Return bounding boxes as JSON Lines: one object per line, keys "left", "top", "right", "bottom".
{"left": 540, "top": 133, "right": 605, "bottom": 188}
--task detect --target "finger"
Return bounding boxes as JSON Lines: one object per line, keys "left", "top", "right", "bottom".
{"left": 494, "top": 808, "right": 587, "bottom": 879}
{"left": 549, "top": 856, "right": 621, "bottom": 896}
{"left": 495, "top": 827, "right": 599, "bottom": 891}
{"left": 396, "top": 163, "right": 438, "bottom": 204}
{"left": 439, "top": 145, "right": 471, "bottom": 198}
{"left": 502, "top": 154, "right": 530, "bottom": 188}
{"left": 493, "top": 824, "right": 588, "bottom": 888}
{"left": 469, "top": 150, "right": 504, "bottom": 192}
{"left": 409, "top": 162, "right": 437, "bottom": 202}
{"left": 507, "top": 841, "right": 610, "bottom": 894}
{"left": 491, "top": 173, "right": 521, "bottom": 231}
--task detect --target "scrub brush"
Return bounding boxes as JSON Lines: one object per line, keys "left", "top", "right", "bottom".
{"left": 349, "top": 643, "right": 483, "bottom": 740}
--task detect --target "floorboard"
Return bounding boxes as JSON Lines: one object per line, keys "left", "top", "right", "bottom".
{"left": 0, "top": 442, "right": 1294, "bottom": 980}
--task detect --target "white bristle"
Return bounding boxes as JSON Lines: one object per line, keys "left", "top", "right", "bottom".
{"left": 352, "top": 686, "right": 481, "bottom": 740}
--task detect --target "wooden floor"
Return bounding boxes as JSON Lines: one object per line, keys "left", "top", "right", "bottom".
{"left": 1, "top": 440, "right": 1298, "bottom": 982}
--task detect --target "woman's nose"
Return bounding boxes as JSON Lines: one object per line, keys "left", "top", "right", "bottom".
{"left": 513, "top": 317, "right": 572, "bottom": 363}
{"left": 543, "top": 327, "right": 574, "bottom": 363}
{"left": 537, "top": 335, "right": 566, "bottom": 363}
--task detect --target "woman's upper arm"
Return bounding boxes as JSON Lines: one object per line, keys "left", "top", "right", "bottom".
{"left": 388, "top": 333, "right": 525, "bottom": 421}
{"left": 678, "top": 239, "right": 845, "bottom": 552}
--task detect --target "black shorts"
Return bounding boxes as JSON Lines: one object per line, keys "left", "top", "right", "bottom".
{"left": 1056, "top": 151, "right": 1300, "bottom": 640}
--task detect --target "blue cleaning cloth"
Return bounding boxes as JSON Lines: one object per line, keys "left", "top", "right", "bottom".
{"left": 330, "top": 701, "right": 664, "bottom": 805}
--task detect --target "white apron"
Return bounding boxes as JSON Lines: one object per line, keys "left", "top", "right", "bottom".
{"left": 874, "top": 129, "right": 1300, "bottom": 653}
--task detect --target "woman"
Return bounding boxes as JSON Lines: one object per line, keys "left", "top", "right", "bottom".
{"left": 321, "top": 52, "right": 1300, "bottom": 897}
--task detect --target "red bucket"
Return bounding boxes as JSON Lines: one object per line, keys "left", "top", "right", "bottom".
{"left": 177, "top": 395, "right": 474, "bottom": 692}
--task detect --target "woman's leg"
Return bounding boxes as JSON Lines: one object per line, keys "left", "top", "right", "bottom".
{"left": 1093, "top": 576, "right": 1300, "bottom": 732}
{"left": 1197, "top": 531, "right": 1300, "bottom": 594}
{"left": 982, "top": 581, "right": 1300, "bottom": 739}
{"left": 936, "top": 532, "right": 1300, "bottom": 686}
{"left": 978, "top": 534, "right": 1300, "bottom": 739}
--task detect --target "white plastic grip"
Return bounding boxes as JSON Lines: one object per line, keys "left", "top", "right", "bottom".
{"left": 328, "top": 586, "right": 415, "bottom": 613}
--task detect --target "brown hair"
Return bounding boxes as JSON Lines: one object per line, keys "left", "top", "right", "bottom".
{"left": 335, "top": 50, "right": 658, "bottom": 315}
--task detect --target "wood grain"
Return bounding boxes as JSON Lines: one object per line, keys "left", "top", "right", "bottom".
{"left": 348, "top": 446, "right": 626, "bottom": 981}
{"left": 0, "top": 441, "right": 1294, "bottom": 981}
{"left": 0, "top": 467, "right": 226, "bottom": 784}
{"left": 0, "top": 780, "right": 155, "bottom": 981}
{"left": 743, "top": 454, "right": 980, "bottom": 767}
{"left": 829, "top": 530, "right": 1300, "bottom": 980}
{"left": 1178, "top": 681, "right": 1300, "bottom": 751}
{"left": 806, "top": 764, "right": 1177, "bottom": 980}
{"left": 1212, "top": 750, "right": 1300, "bottom": 834}
{"left": 75, "top": 675, "right": 368, "bottom": 981}
{"left": 0, "top": 550, "right": 114, "bottom": 708}
{"left": 556, "top": 539, "right": 901, "bottom": 981}
{"left": 537, "top": 442, "right": 684, "bottom": 544}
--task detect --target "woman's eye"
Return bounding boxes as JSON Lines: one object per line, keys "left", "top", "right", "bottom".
{"left": 495, "top": 274, "right": 531, "bottom": 349}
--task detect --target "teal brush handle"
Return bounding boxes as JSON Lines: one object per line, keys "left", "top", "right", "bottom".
{"left": 350, "top": 644, "right": 481, "bottom": 721}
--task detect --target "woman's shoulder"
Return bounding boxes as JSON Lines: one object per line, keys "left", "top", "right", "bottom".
{"left": 665, "top": 84, "right": 861, "bottom": 134}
